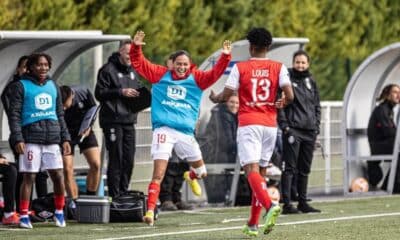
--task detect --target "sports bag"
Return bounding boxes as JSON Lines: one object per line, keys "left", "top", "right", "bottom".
{"left": 109, "top": 190, "right": 148, "bottom": 222}
{"left": 31, "top": 193, "right": 76, "bottom": 222}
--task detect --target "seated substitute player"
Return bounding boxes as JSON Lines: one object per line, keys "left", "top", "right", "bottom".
{"left": 8, "top": 52, "right": 71, "bottom": 229}
{"left": 210, "top": 27, "right": 294, "bottom": 237}
{"left": 60, "top": 85, "right": 101, "bottom": 200}
{"left": 130, "top": 30, "right": 232, "bottom": 226}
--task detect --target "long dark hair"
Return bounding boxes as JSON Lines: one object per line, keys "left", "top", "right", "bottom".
{"left": 377, "top": 84, "right": 399, "bottom": 102}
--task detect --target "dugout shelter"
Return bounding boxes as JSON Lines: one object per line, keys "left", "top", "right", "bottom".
{"left": 0, "top": 30, "right": 130, "bottom": 164}
{"left": 342, "top": 42, "right": 400, "bottom": 195}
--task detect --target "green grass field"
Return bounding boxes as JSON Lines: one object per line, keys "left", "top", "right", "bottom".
{"left": 1, "top": 195, "right": 400, "bottom": 240}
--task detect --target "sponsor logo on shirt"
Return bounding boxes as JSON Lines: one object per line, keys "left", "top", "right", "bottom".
{"left": 34, "top": 93, "right": 52, "bottom": 110}
{"left": 30, "top": 111, "right": 56, "bottom": 118}
{"left": 167, "top": 85, "right": 186, "bottom": 100}
{"left": 161, "top": 100, "right": 191, "bottom": 109}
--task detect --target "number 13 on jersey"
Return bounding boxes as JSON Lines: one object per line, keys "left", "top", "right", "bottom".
{"left": 251, "top": 78, "right": 271, "bottom": 102}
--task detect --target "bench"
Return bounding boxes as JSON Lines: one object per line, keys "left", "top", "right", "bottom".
{"left": 344, "top": 128, "right": 399, "bottom": 195}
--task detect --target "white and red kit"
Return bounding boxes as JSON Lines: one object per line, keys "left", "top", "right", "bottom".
{"left": 225, "top": 58, "right": 291, "bottom": 166}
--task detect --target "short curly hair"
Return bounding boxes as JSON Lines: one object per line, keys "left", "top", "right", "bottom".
{"left": 246, "top": 27, "right": 273, "bottom": 50}
{"left": 26, "top": 52, "right": 52, "bottom": 72}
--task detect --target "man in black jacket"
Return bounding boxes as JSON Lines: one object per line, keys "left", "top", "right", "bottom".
{"left": 278, "top": 50, "right": 321, "bottom": 214}
{"left": 95, "top": 40, "right": 141, "bottom": 198}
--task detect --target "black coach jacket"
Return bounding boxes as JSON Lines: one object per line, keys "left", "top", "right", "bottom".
{"left": 278, "top": 68, "right": 321, "bottom": 134}
{"left": 95, "top": 52, "right": 140, "bottom": 127}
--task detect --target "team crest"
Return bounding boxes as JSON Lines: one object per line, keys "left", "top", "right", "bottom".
{"left": 305, "top": 77, "right": 312, "bottom": 90}
{"left": 78, "top": 102, "right": 84, "bottom": 109}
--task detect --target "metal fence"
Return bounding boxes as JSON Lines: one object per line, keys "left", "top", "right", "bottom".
{"left": 129, "top": 101, "right": 344, "bottom": 194}
{"left": 311, "top": 101, "right": 343, "bottom": 193}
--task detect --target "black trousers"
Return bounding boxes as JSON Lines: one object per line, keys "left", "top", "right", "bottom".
{"left": 368, "top": 158, "right": 400, "bottom": 193}
{"left": 103, "top": 124, "right": 136, "bottom": 198}
{"left": 0, "top": 163, "right": 17, "bottom": 212}
{"left": 368, "top": 141, "right": 393, "bottom": 187}
{"left": 159, "top": 161, "right": 189, "bottom": 203}
{"left": 281, "top": 129, "right": 316, "bottom": 205}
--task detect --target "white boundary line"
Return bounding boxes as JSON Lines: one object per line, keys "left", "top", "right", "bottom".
{"left": 0, "top": 228, "right": 25, "bottom": 231}
{"left": 97, "top": 212, "right": 400, "bottom": 240}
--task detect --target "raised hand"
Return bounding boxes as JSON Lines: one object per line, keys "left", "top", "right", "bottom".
{"left": 209, "top": 90, "right": 219, "bottom": 103}
{"left": 222, "top": 40, "right": 232, "bottom": 54}
{"left": 133, "top": 30, "right": 146, "bottom": 46}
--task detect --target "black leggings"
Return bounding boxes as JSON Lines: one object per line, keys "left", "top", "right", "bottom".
{"left": 0, "top": 163, "right": 17, "bottom": 212}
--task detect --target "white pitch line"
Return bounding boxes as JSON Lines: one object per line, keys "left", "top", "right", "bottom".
{"left": 0, "top": 228, "right": 26, "bottom": 231}
{"left": 221, "top": 218, "right": 247, "bottom": 223}
{"left": 97, "top": 212, "right": 400, "bottom": 240}
{"left": 278, "top": 212, "right": 400, "bottom": 225}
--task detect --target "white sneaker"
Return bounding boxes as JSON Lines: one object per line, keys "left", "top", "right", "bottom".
{"left": 54, "top": 212, "right": 66, "bottom": 227}
{"left": 19, "top": 216, "right": 33, "bottom": 229}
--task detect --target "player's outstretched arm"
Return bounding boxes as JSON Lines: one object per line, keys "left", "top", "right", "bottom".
{"left": 193, "top": 40, "right": 232, "bottom": 89}
{"left": 130, "top": 30, "right": 167, "bottom": 83}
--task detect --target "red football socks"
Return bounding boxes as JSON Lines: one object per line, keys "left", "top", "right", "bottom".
{"left": 147, "top": 182, "right": 160, "bottom": 211}
{"left": 54, "top": 194, "right": 65, "bottom": 211}
{"left": 248, "top": 193, "right": 263, "bottom": 226}
{"left": 19, "top": 199, "right": 30, "bottom": 216}
{"left": 247, "top": 172, "right": 272, "bottom": 210}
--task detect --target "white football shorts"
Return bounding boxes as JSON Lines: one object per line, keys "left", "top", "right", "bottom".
{"left": 237, "top": 125, "right": 277, "bottom": 167}
{"left": 19, "top": 143, "right": 63, "bottom": 172}
{"left": 151, "top": 126, "right": 202, "bottom": 162}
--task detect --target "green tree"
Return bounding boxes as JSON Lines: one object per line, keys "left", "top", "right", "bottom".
{"left": 2, "top": 0, "right": 399, "bottom": 100}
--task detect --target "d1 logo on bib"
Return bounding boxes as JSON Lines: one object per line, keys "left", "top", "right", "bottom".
{"left": 167, "top": 86, "right": 186, "bottom": 100}
{"left": 35, "top": 93, "right": 53, "bottom": 110}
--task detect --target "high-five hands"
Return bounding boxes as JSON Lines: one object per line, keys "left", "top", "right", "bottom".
{"left": 133, "top": 30, "right": 146, "bottom": 46}
{"left": 222, "top": 40, "right": 232, "bottom": 54}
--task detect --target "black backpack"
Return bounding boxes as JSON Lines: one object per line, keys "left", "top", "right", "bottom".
{"left": 31, "top": 193, "right": 76, "bottom": 222}
{"left": 109, "top": 190, "right": 154, "bottom": 222}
